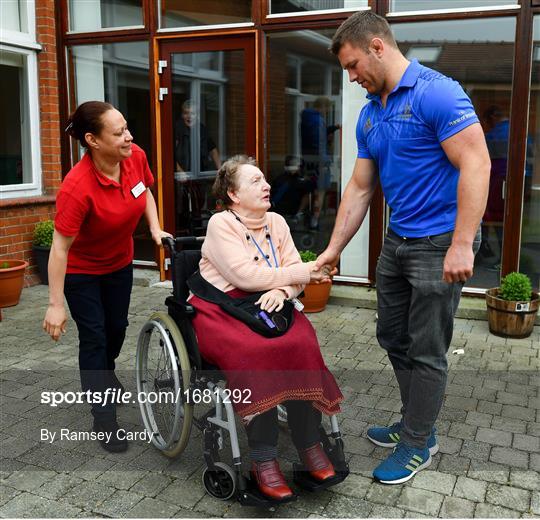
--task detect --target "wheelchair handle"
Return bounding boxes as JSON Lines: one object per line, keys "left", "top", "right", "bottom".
{"left": 161, "top": 236, "right": 205, "bottom": 252}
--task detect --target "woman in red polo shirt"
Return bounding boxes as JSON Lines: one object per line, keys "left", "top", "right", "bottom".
{"left": 43, "top": 101, "right": 170, "bottom": 453}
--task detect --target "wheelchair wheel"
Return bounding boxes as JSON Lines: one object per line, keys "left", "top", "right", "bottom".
{"left": 202, "top": 462, "right": 237, "bottom": 501}
{"left": 136, "top": 311, "right": 193, "bottom": 457}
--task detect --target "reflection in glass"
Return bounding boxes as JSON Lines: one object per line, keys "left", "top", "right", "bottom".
{"left": 69, "top": 42, "right": 154, "bottom": 262}
{"left": 520, "top": 18, "right": 540, "bottom": 290}
{"left": 69, "top": 0, "right": 143, "bottom": 32}
{"left": 270, "top": 0, "right": 367, "bottom": 15}
{"left": 392, "top": 17, "right": 516, "bottom": 289}
{"left": 171, "top": 50, "right": 245, "bottom": 237}
{"left": 160, "top": 0, "right": 251, "bottom": 29}
{"left": 267, "top": 30, "right": 342, "bottom": 255}
{"left": 390, "top": 0, "right": 513, "bottom": 12}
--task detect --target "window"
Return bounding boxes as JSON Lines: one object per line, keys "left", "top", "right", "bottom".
{"left": 0, "top": 1, "right": 42, "bottom": 200}
{"left": 68, "top": 41, "right": 154, "bottom": 261}
{"left": 269, "top": 0, "right": 368, "bottom": 16}
{"left": 159, "top": 0, "right": 252, "bottom": 30}
{"left": 392, "top": 17, "right": 517, "bottom": 289}
{"left": 267, "top": 30, "right": 350, "bottom": 271}
{"left": 68, "top": 0, "right": 144, "bottom": 33}
{"left": 519, "top": 16, "right": 540, "bottom": 291}
{"left": 389, "top": 0, "right": 516, "bottom": 14}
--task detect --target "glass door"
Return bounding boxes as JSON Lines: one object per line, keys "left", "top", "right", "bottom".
{"left": 159, "top": 36, "right": 256, "bottom": 241}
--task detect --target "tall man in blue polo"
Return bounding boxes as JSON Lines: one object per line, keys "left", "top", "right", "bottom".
{"left": 316, "top": 11, "right": 490, "bottom": 484}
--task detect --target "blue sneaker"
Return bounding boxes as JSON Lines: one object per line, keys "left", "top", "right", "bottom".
{"left": 367, "top": 422, "right": 439, "bottom": 455}
{"left": 373, "top": 442, "right": 431, "bottom": 484}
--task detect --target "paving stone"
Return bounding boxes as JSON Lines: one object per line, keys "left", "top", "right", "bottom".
{"left": 98, "top": 463, "right": 148, "bottom": 490}
{"left": 491, "top": 416, "right": 528, "bottom": 434}
{"left": 477, "top": 400, "right": 503, "bottom": 416}
{"left": 466, "top": 411, "right": 493, "bottom": 428}
{"left": 410, "top": 470, "right": 456, "bottom": 495}
{"left": 63, "top": 480, "right": 116, "bottom": 509}
{"left": 497, "top": 391, "right": 527, "bottom": 406}
{"left": 93, "top": 490, "right": 145, "bottom": 517}
{"left": 159, "top": 477, "right": 207, "bottom": 509}
{"left": 531, "top": 491, "right": 540, "bottom": 516}
{"left": 468, "top": 461, "right": 510, "bottom": 485}
{"left": 440, "top": 496, "right": 476, "bottom": 518}
{"left": 490, "top": 447, "right": 529, "bottom": 469}
{"left": 485, "top": 483, "right": 531, "bottom": 512}
{"left": 512, "top": 434, "right": 540, "bottom": 453}
{"left": 365, "top": 483, "right": 403, "bottom": 506}
{"left": 2, "top": 467, "right": 56, "bottom": 492}
{"left": 445, "top": 396, "right": 478, "bottom": 412}
{"left": 323, "top": 494, "right": 372, "bottom": 518}
{"left": 453, "top": 476, "right": 487, "bottom": 502}
{"left": 127, "top": 496, "right": 181, "bottom": 517}
{"left": 0, "top": 485, "right": 20, "bottom": 508}
{"left": 438, "top": 435, "right": 463, "bottom": 455}
{"left": 449, "top": 422, "right": 478, "bottom": 440}
{"left": 331, "top": 474, "right": 372, "bottom": 499}
{"left": 509, "top": 470, "right": 540, "bottom": 491}
{"left": 531, "top": 453, "right": 540, "bottom": 472}
{"left": 343, "top": 436, "right": 375, "bottom": 456}
{"left": 474, "top": 502, "right": 520, "bottom": 518}
{"left": 0, "top": 491, "right": 82, "bottom": 518}
{"left": 368, "top": 504, "right": 405, "bottom": 518}
{"left": 130, "top": 472, "right": 173, "bottom": 498}
{"left": 460, "top": 440, "right": 492, "bottom": 461}
{"left": 397, "top": 486, "right": 444, "bottom": 516}
{"left": 501, "top": 405, "right": 533, "bottom": 422}
{"left": 437, "top": 454, "right": 471, "bottom": 476}
{"left": 476, "top": 427, "right": 513, "bottom": 447}
{"left": 33, "top": 472, "right": 83, "bottom": 500}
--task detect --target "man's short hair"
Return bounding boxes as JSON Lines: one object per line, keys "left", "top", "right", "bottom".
{"left": 330, "top": 11, "right": 397, "bottom": 55}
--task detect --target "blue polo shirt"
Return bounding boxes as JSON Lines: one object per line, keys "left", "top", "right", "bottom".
{"left": 356, "top": 59, "right": 479, "bottom": 238}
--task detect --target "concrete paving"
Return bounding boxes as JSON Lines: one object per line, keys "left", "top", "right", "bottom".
{"left": 0, "top": 284, "right": 538, "bottom": 518}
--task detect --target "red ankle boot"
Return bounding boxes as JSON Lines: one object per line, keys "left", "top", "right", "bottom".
{"left": 299, "top": 443, "right": 336, "bottom": 481}
{"left": 251, "top": 459, "right": 294, "bottom": 500}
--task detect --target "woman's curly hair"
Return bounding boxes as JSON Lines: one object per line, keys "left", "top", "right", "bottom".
{"left": 212, "top": 155, "right": 258, "bottom": 207}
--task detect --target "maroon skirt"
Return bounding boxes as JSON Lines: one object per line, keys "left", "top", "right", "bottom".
{"left": 190, "top": 289, "right": 343, "bottom": 418}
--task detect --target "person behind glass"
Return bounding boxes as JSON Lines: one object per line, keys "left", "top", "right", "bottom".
{"left": 43, "top": 101, "right": 171, "bottom": 453}
{"left": 189, "top": 155, "right": 344, "bottom": 501}
{"left": 317, "top": 12, "right": 490, "bottom": 484}
{"left": 175, "top": 99, "right": 221, "bottom": 175}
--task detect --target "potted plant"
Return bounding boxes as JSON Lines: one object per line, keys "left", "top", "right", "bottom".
{"left": 0, "top": 259, "right": 29, "bottom": 311}
{"left": 33, "top": 219, "right": 54, "bottom": 285}
{"left": 298, "top": 250, "right": 332, "bottom": 313}
{"left": 485, "top": 272, "right": 539, "bottom": 338}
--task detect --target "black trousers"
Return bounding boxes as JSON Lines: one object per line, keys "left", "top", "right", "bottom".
{"left": 246, "top": 401, "right": 322, "bottom": 451}
{"left": 64, "top": 263, "right": 133, "bottom": 421}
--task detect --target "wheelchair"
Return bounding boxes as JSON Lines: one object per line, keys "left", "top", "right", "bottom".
{"left": 135, "top": 236, "right": 349, "bottom": 508}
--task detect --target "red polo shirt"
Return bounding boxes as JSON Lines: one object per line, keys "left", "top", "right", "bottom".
{"left": 55, "top": 144, "right": 154, "bottom": 274}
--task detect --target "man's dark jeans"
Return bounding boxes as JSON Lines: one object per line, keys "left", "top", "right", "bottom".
{"left": 64, "top": 263, "right": 133, "bottom": 421}
{"left": 376, "top": 228, "right": 481, "bottom": 448}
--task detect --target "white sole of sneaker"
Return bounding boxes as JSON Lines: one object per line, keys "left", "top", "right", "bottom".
{"left": 429, "top": 443, "right": 439, "bottom": 456}
{"left": 377, "top": 456, "right": 432, "bottom": 485}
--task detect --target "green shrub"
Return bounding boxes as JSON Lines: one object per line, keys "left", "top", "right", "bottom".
{"left": 499, "top": 272, "right": 532, "bottom": 302}
{"left": 34, "top": 220, "right": 54, "bottom": 247}
{"left": 299, "top": 250, "right": 317, "bottom": 263}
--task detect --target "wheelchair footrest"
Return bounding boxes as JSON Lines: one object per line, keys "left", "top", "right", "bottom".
{"left": 292, "top": 462, "right": 350, "bottom": 492}
{"left": 237, "top": 475, "right": 298, "bottom": 508}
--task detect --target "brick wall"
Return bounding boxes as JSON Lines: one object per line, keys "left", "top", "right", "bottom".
{"left": 0, "top": 0, "right": 62, "bottom": 286}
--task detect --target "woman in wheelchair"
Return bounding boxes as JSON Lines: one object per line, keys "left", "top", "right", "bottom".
{"left": 189, "top": 155, "right": 344, "bottom": 501}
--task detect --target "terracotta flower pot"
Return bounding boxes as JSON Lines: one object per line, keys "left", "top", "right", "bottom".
{"left": 0, "top": 259, "right": 28, "bottom": 308}
{"left": 485, "top": 287, "right": 539, "bottom": 339}
{"left": 300, "top": 281, "right": 332, "bottom": 313}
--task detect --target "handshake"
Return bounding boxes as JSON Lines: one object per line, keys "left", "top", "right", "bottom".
{"left": 305, "top": 260, "right": 338, "bottom": 284}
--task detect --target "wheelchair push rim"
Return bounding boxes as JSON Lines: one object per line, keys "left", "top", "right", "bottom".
{"left": 136, "top": 311, "right": 193, "bottom": 457}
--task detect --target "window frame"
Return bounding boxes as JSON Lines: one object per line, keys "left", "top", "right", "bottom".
{"left": 0, "top": 43, "right": 43, "bottom": 200}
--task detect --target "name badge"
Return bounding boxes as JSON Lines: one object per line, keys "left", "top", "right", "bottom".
{"left": 131, "top": 181, "right": 146, "bottom": 198}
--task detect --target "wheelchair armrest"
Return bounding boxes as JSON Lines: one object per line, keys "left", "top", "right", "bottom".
{"left": 165, "top": 296, "right": 196, "bottom": 318}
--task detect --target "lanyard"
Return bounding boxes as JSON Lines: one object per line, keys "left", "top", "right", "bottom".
{"left": 229, "top": 210, "right": 279, "bottom": 268}
{"left": 250, "top": 227, "right": 279, "bottom": 269}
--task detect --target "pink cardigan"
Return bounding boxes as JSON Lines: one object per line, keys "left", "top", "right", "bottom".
{"left": 199, "top": 210, "right": 311, "bottom": 298}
